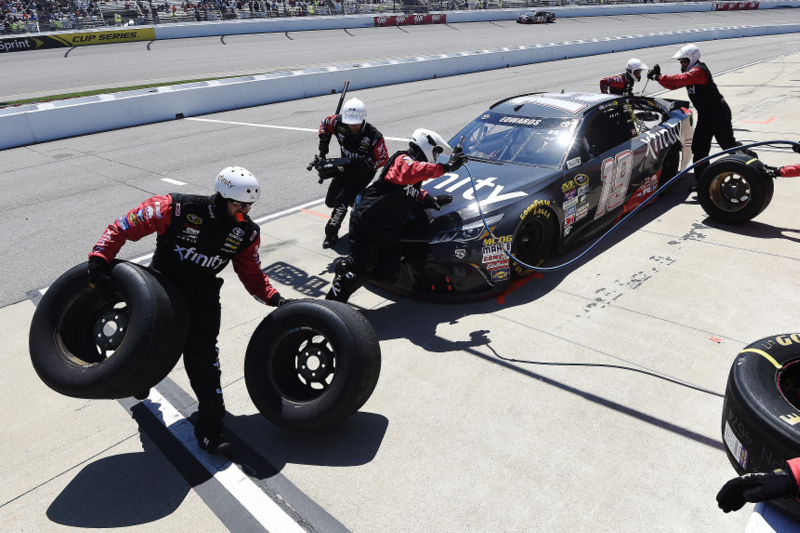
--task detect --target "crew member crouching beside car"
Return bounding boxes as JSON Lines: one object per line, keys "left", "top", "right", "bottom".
{"left": 325, "top": 129, "right": 466, "bottom": 303}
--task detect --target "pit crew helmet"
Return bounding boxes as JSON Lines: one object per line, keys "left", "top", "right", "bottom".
{"left": 409, "top": 128, "right": 453, "bottom": 163}
{"left": 341, "top": 98, "right": 367, "bottom": 125}
{"left": 672, "top": 44, "right": 700, "bottom": 72}
{"left": 214, "top": 166, "right": 260, "bottom": 203}
{"left": 626, "top": 58, "right": 648, "bottom": 82}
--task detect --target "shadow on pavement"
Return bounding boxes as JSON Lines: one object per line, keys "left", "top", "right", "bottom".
{"left": 702, "top": 217, "right": 800, "bottom": 244}
{"left": 46, "top": 432, "right": 190, "bottom": 528}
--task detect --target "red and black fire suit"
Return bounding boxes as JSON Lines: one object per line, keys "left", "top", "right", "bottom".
{"left": 90, "top": 193, "right": 280, "bottom": 439}
{"left": 599, "top": 72, "right": 635, "bottom": 96}
{"left": 325, "top": 151, "right": 446, "bottom": 302}
{"left": 653, "top": 61, "right": 739, "bottom": 180}
{"left": 318, "top": 114, "right": 389, "bottom": 239}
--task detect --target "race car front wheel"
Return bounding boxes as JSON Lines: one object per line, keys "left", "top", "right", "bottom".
{"left": 722, "top": 333, "right": 800, "bottom": 521}
{"left": 510, "top": 205, "right": 555, "bottom": 278}
{"left": 29, "top": 261, "right": 189, "bottom": 399}
{"left": 244, "top": 299, "right": 381, "bottom": 431}
{"left": 697, "top": 155, "right": 774, "bottom": 224}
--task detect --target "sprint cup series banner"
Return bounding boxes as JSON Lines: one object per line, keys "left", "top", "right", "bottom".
{"left": 373, "top": 13, "right": 446, "bottom": 26}
{"left": 0, "top": 28, "right": 155, "bottom": 54}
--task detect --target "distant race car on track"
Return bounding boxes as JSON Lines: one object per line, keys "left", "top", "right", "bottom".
{"left": 376, "top": 92, "right": 694, "bottom": 301}
{"left": 516, "top": 11, "right": 556, "bottom": 24}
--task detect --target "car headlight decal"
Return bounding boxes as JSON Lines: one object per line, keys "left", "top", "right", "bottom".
{"left": 430, "top": 214, "right": 504, "bottom": 244}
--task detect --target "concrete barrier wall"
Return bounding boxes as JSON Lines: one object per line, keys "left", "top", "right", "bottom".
{"left": 3, "top": 21, "right": 800, "bottom": 150}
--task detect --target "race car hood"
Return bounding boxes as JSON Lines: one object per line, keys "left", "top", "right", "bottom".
{"left": 421, "top": 160, "right": 561, "bottom": 232}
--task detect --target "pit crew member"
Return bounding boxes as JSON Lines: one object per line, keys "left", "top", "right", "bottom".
{"left": 599, "top": 58, "right": 648, "bottom": 96}
{"left": 717, "top": 458, "right": 800, "bottom": 513}
{"left": 325, "top": 129, "right": 465, "bottom": 303}
{"left": 648, "top": 44, "right": 742, "bottom": 183}
{"left": 318, "top": 97, "right": 389, "bottom": 249}
{"left": 87, "top": 167, "right": 290, "bottom": 455}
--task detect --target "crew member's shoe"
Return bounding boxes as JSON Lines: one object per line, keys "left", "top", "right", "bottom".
{"left": 322, "top": 235, "right": 339, "bottom": 249}
{"left": 133, "top": 389, "right": 150, "bottom": 401}
{"left": 198, "top": 431, "right": 231, "bottom": 455}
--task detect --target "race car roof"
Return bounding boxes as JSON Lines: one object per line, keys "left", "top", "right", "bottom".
{"left": 490, "top": 92, "right": 617, "bottom": 118}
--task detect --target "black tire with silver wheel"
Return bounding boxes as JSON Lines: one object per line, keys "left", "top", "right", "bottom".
{"left": 510, "top": 204, "right": 555, "bottom": 278}
{"left": 722, "top": 333, "right": 800, "bottom": 521}
{"left": 698, "top": 155, "right": 774, "bottom": 224}
{"left": 244, "top": 299, "right": 381, "bottom": 431}
{"left": 29, "top": 261, "right": 189, "bottom": 399}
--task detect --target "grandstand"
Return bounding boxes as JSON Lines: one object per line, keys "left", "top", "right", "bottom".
{"left": 2, "top": 0, "right": 683, "bottom": 35}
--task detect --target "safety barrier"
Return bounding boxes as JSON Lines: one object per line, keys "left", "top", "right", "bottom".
{"left": 2, "top": 20, "right": 800, "bottom": 149}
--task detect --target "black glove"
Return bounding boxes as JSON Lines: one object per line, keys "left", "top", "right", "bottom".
{"left": 443, "top": 148, "right": 467, "bottom": 173}
{"left": 762, "top": 165, "right": 780, "bottom": 178}
{"left": 716, "top": 469, "right": 799, "bottom": 513}
{"left": 87, "top": 257, "right": 115, "bottom": 293}
{"left": 269, "top": 294, "right": 296, "bottom": 307}
{"left": 318, "top": 137, "right": 330, "bottom": 158}
{"left": 647, "top": 64, "right": 661, "bottom": 81}
{"left": 423, "top": 194, "right": 453, "bottom": 211}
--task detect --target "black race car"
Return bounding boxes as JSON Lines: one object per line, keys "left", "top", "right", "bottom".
{"left": 377, "top": 92, "right": 694, "bottom": 300}
{"left": 516, "top": 11, "right": 556, "bottom": 24}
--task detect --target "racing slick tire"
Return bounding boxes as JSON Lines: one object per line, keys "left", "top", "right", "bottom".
{"left": 697, "top": 155, "right": 774, "bottom": 224}
{"left": 244, "top": 299, "right": 381, "bottom": 431}
{"left": 658, "top": 144, "right": 682, "bottom": 192}
{"left": 510, "top": 203, "right": 555, "bottom": 278}
{"left": 722, "top": 333, "right": 800, "bottom": 521}
{"left": 29, "top": 261, "right": 189, "bottom": 400}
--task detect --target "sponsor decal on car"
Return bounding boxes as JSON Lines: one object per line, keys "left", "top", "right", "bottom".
{"left": 561, "top": 180, "right": 575, "bottom": 193}
{"left": 576, "top": 203, "right": 589, "bottom": 221}
{"left": 574, "top": 174, "right": 589, "bottom": 186}
{"left": 566, "top": 157, "right": 581, "bottom": 169}
{"left": 490, "top": 268, "right": 511, "bottom": 282}
{"left": 639, "top": 121, "right": 681, "bottom": 160}
{"left": 564, "top": 225, "right": 572, "bottom": 236}
{"left": 565, "top": 213, "right": 575, "bottom": 226}
{"left": 563, "top": 197, "right": 578, "bottom": 210}
{"left": 454, "top": 249, "right": 466, "bottom": 259}
{"left": 431, "top": 175, "right": 528, "bottom": 206}
{"left": 187, "top": 214, "right": 203, "bottom": 225}
{"left": 564, "top": 188, "right": 576, "bottom": 200}
{"left": 520, "top": 199, "right": 551, "bottom": 220}
{"left": 578, "top": 184, "right": 589, "bottom": 196}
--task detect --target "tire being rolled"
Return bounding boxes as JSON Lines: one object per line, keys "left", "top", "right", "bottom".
{"left": 29, "top": 261, "right": 189, "bottom": 400}
{"left": 698, "top": 155, "right": 774, "bottom": 224}
{"left": 722, "top": 333, "right": 800, "bottom": 520}
{"left": 244, "top": 299, "right": 381, "bottom": 431}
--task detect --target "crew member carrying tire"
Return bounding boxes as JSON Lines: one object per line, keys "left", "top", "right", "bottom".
{"left": 717, "top": 459, "right": 800, "bottom": 513}
{"left": 599, "top": 58, "right": 648, "bottom": 96}
{"left": 648, "top": 44, "right": 743, "bottom": 184}
{"left": 87, "top": 167, "right": 292, "bottom": 455}
{"left": 317, "top": 98, "right": 389, "bottom": 249}
{"left": 325, "top": 129, "right": 465, "bottom": 303}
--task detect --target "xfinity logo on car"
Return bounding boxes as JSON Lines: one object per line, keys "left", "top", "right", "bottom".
{"left": 173, "top": 245, "right": 225, "bottom": 268}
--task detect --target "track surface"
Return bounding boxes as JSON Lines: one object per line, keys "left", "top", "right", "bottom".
{"left": 2, "top": 9, "right": 800, "bottom": 100}
{"left": 2, "top": 15, "right": 800, "bottom": 532}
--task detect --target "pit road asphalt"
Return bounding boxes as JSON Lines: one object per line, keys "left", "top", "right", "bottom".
{"left": 2, "top": 16, "right": 800, "bottom": 533}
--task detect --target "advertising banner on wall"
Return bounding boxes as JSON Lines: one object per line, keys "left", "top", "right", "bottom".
{"left": 373, "top": 13, "right": 446, "bottom": 27}
{"left": 713, "top": 2, "right": 759, "bottom": 10}
{"left": 0, "top": 28, "right": 156, "bottom": 54}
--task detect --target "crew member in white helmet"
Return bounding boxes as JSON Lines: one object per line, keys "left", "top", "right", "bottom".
{"left": 648, "top": 44, "right": 744, "bottom": 183}
{"left": 326, "top": 129, "right": 464, "bottom": 303}
{"left": 87, "top": 167, "right": 291, "bottom": 455}
{"left": 599, "top": 57, "right": 648, "bottom": 96}
{"left": 317, "top": 97, "right": 389, "bottom": 249}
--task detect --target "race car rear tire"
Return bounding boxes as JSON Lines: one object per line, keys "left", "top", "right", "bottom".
{"left": 659, "top": 144, "right": 682, "bottom": 191}
{"left": 29, "top": 261, "right": 189, "bottom": 400}
{"left": 244, "top": 299, "right": 381, "bottom": 431}
{"left": 697, "top": 155, "right": 774, "bottom": 224}
{"left": 510, "top": 205, "right": 555, "bottom": 278}
{"left": 722, "top": 333, "right": 800, "bottom": 521}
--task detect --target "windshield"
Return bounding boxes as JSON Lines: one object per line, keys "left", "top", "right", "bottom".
{"left": 451, "top": 112, "right": 578, "bottom": 169}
